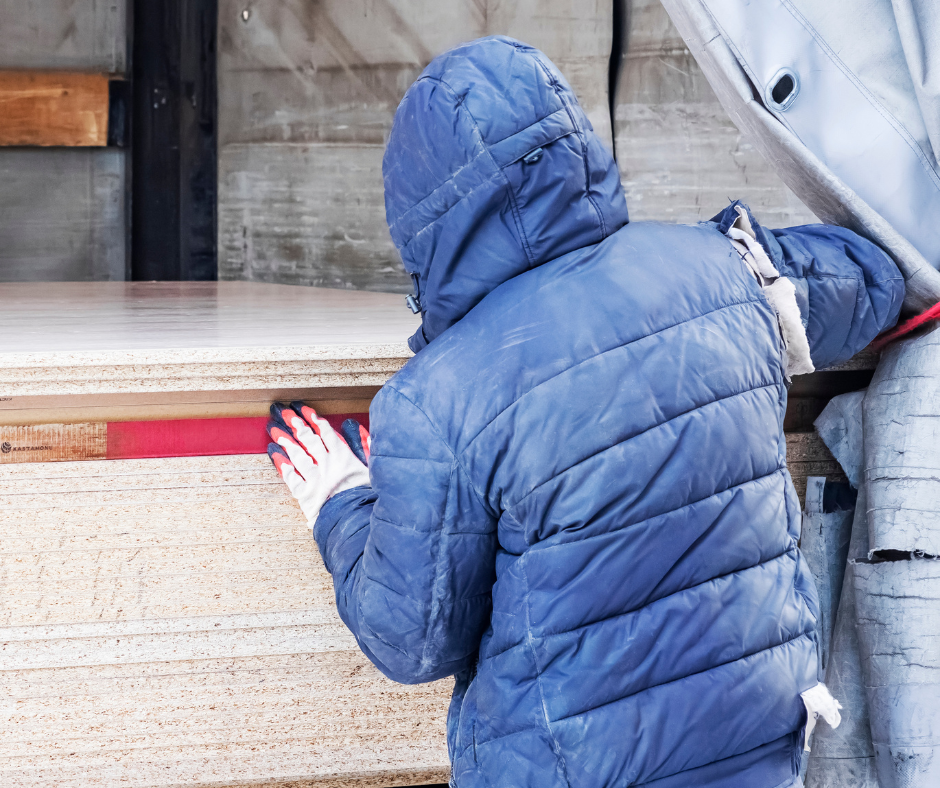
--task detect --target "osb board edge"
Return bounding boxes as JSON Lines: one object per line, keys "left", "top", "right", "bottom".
{"left": 0, "top": 397, "right": 376, "bottom": 426}
{"left": 147, "top": 768, "right": 450, "bottom": 788}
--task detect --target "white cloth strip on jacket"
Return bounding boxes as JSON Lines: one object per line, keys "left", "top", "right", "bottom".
{"left": 726, "top": 206, "right": 815, "bottom": 377}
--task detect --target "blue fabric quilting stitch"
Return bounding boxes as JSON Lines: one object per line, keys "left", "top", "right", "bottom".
{"left": 312, "top": 35, "right": 905, "bottom": 788}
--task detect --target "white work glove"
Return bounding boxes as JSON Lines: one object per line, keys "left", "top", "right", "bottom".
{"left": 267, "top": 402, "right": 371, "bottom": 527}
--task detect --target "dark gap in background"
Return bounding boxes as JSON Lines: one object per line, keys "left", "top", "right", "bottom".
{"left": 608, "top": 0, "right": 628, "bottom": 162}
{"left": 132, "top": 0, "right": 217, "bottom": 281}
{"left": 784, "top": 369, "right": 876, "bottom": 432}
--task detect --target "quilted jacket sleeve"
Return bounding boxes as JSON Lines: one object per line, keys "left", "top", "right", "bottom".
{"left": 765, "top": 224, "right": 904, "bottom": 368}
{"left": 711, "top": 201, "right": 904, "bottom": 369}
{"left": 312, "top": 385, "right": 498, "bottom": 685}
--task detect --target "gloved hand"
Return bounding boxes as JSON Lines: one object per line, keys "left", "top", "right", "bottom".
{"left": 267, "top": 402, "right": 371, "bottom": 527}
{"left": 338, "top": 417, "right": 371, "bottom": 466}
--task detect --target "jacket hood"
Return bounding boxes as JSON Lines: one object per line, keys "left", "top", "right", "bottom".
{"left": 383, "top": 36, "right": 629, "bottom": 352}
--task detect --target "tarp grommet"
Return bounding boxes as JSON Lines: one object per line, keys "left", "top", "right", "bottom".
{"left": 766, "top": 68, "right": 800, "bottom": 111}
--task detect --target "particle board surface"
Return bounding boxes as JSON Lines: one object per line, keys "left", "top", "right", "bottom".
{"left": 0, "top": 454, "right": 452, "bottom": 788}
{"left": 0, "top": 390, "right": 379, "bottom": 426}
{"left": 785, "top": 431, "right": 846, "bottom": 506}
{"left": 0, "top": 282, "right": 419, "bottom": 401}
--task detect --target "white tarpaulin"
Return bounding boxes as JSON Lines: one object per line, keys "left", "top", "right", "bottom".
{"left": 856, "top": 325, "right": 940, "bottom": 787}
{"left": 660, "top": 0, "right": 940, "bottom": 312}
{"left": 854, "top": 558, "right": 940, "bottom": 787}
{"left": 863, "top": 325, "right": 940, "bottom": 557}
{"left": 800, "top": 477, "right": 854, "bottom": 681}
{"left": 805, "top": 489, "right": 879, "bottom": 788}
{"left": 805, "top": 393, "right": 877, "bottom": 788}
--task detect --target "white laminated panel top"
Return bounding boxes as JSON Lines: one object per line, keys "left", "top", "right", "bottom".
{"left": 0, "top": 282, "right": 420, "bottom": 402}
{"left": 0, "top": 454, "right": 452, "bottom": 788}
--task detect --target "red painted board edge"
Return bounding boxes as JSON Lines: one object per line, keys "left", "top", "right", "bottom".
{"left": 106, "top": 413, "right": 369, "bottom": 460}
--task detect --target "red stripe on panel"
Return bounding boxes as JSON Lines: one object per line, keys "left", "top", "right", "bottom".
{"left": 106, "top": 413, "right": 369, "bottom": 460}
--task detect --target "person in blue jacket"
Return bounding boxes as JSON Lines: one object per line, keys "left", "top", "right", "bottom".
{"left": 267, "top": 37, "right": 904, "bottom": 788}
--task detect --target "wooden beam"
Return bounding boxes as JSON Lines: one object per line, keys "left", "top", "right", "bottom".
{"left": 0, "top": 71, "right": 116, "bottom": 147}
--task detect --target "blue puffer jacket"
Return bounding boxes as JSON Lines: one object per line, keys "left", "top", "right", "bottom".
{"left": 314, "top": 37, "right": 904, "bottom": 788}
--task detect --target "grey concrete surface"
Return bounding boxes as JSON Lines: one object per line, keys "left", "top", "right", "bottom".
{"left": 219, "top": 143, "right": 400, "bottom": 291}
{"left": 217, "top": 0, "right": 614, "bottom": 291}
{"left": 0, "top": 0, "right": 127, "bottom": 283}
{"left": 0, "top": 0, "right": 816, "bottom": 285}
{"left": 218, "top": 0, "right": 815, "bottom": 292}
{"left": 218, "top": 0, "right": 613, "bottom": 148}
{"left": 0, "top": 0, "right": 125, "bottom": 72}
{"left": 0, "top": 149, "right": 125, "bottom": 282}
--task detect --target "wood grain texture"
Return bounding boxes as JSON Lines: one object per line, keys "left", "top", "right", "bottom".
{"left": 0, "top": 422, "right": 107, "bottom": 463}
{"left": 0, "top": 71, "right": 111, "bottom": 147}
{"left": 0, "top": 454, "right": 452, "bottom": 788}
{"left": 786, "top": 431, "right": 846, "bottom": 506}
{"left": 0, "top": 393, "right": 379, "bottom": 427}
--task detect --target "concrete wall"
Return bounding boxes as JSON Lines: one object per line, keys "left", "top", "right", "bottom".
{"left": 217, "top": 0, "right": 613, "bottom": 292}
{"left": 0, "top": 0, "right": 814, "bottom": 286}
{"left": 218, "top": 0, "right": 815, "bottom": 294}
{"left": 0, "top": 149, "right": 125, "bottom": 282}
{"left": 0, "top": 0, "right": 127, "bottom": 283}
{"left": 0, "top": 0, "right": 126, "bottom": 72}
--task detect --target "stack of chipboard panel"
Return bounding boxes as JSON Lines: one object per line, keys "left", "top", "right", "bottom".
{"left": 0, "top": 281, "right": 452, "bottom": 788}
